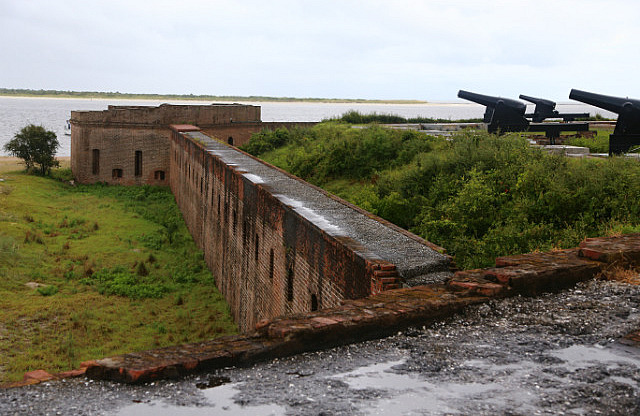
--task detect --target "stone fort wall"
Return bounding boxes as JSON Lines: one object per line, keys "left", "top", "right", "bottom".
{"left": 168, "top": 126, "right": 450, "bottom": 331}
{"left": 69, "top": 104, "right": 314, "bottom": 186}
{"left": 70, "top": 104, "right": 451, "bottom": 332}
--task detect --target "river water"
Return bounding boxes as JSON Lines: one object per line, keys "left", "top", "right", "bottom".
{"left": 0, "top": 96, "right": 616, "bottom": 157}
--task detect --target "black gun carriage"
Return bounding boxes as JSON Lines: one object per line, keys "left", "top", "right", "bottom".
{"left": 569, "top": 89, "right": 640, "bottom": 155}
{"left": 458, "top": 90, "right": 589, "bottom": 144}
{"left": 519, "top": 94, "right": 589, "bottom": 123}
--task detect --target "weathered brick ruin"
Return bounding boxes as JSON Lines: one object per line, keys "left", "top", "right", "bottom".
{"left": 70, "top": 104, "right": 313, "bottom": 186}
{"left": 170, "top": 126, "right": 450, "bottom": 330}
{"left": 70, "top": 104, "right": 451, "bottom": 331}
{"left": 13, "top": 104, "right": 636, "bottom": 386}
{"left": 71, "top": 104, "right": 262, "bottom": 185}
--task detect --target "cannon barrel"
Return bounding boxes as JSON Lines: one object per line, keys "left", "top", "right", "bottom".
{"left": 458, "top": 90, "right": 526, "bottom": 113}
{"left": 519, "top": 94, "right": 556, "bottom": 110}
{"left": 569, "top": 89, "right": 640, "bottom": 115}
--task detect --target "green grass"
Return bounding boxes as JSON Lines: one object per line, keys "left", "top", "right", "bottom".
{"left": 245, "top": 123, "right": 640, "bottom": 270}
{"left": 0, "top": 168, "right": 237, "bottom": 383}
{"left": 565, "top": 128, "right": 613, "bottom": 153}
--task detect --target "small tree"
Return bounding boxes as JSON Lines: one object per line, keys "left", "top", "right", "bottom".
{"left": 4, "top": 124, "right": 60, "bottom": 175}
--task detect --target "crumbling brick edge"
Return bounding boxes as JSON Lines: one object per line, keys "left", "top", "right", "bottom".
{"left": 4, "top": 233, "right": 640, "bottom": 387}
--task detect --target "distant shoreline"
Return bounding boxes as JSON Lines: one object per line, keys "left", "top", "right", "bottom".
{"left": 0, "top": 156, "right": 70, "bottom": 173}
{"left": 0, "top": 89, "right": 429, "bottom": 105}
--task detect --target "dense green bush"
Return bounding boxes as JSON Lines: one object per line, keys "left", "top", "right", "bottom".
{"left": 326, "top": 110, "right": 483, "bottom": 124}
{"left": 85, "top": 266, "right": 171, "bottom": 299}
{"left": 242, "top": 123, "right": 437, "bottom": 183}
{"left": 250, "top": 123, "right": 640, "bottom": 269}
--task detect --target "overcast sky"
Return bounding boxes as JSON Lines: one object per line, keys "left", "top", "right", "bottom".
{"left": 1, "top": 0, "right": 639, "bottom": 101}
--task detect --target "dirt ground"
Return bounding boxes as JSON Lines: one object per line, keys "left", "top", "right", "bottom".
{"left": 0, "top": 156, "right": 70, "bottom": 173}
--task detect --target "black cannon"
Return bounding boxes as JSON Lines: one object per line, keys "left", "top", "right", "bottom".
{"left": 457, "top": 90, "right": 528, "bottom": 134}
{"left": 519, "top": 94, "right": 589, "bottom": 123}
{"left": 458, "top": 90, "right": 589, "bottom": 143}
{"left": 569, "top": 89, "right": 640, "bottom": 154}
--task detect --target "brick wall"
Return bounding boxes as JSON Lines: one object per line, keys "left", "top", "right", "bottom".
{"left": 70, "top": 124, "right": 171, "bottom": 186}
{"left": 169, "top": 127, "right": 379, "bottom": 331}
{"left": 70, "top": 104, "right": 262, "bottom": 185}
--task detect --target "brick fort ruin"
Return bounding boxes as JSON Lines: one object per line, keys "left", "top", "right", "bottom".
{"left": 70, "top": 104, "right": 451, "bottom": 331}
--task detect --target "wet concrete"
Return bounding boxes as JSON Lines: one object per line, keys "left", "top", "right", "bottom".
{"left": 2, "top": 279, "right": 639, "bottom": 415}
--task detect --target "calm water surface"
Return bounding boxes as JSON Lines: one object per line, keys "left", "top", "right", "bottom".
{"left": 0, "top": 96, "right": 615, "bottom": 157}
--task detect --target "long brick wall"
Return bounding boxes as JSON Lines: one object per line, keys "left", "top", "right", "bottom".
{"left": 168, "top": 126, "right": 451, "bottom": 331}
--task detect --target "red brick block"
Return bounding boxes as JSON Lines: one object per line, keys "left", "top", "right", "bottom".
{"left": 448, "top": 280, "right": 506, "bottom": 297}
{"left": 579, "top": 234, "right": 640, "bottom": 266}
{"left": 23, "top": 370, "right": 54, "bottom": 383}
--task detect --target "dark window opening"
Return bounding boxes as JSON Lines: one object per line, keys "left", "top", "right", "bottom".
{"left": 233, "top": 210, "right": 237, "bottom": 233}
{"left": 311, "top": 294, "right": 319, "bottom": 311}
{"left": 255, "top": 235, "right": 259, "bottom": 262}
{"left": 227, "top": 136, "right": 234, "bottom": 145}
{"left": 287, "top": 268, "right": 294, "bottom": 302}
{"left": 154, "top": 170, "right": 165, "bottom": 180}
{"left": 269, "top": 249, "right": 274, "bottom": 280}
{"left": 92, "top": 149, "right": 100, "bottom": 175}
{"left": 112, "top": 168, "right": 123, "bottom": 179}
{"left": 134, "top": 150, "right": 142, "bottom": 177}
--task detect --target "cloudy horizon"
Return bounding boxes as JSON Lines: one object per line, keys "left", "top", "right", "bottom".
{"left": 1, "top": 0, "right": 639, "bottom": 102}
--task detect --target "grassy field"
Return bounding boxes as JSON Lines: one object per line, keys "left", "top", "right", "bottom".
{"left": 0, "top": 160, "right": 236, "bottom": 383}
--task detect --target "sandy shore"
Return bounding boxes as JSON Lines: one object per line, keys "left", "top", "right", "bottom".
{"left": 0, "top": 156, "right": 70, "bottom": 173}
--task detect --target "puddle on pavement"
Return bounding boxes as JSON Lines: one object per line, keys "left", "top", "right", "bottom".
{"left": 116, "top": 381, "right": 286, "bottom": 416}
{"left": 328, "top": 343, "right": 640, "bottom": 415}
{"left": 331, "top": 358, "right": 542, "bottom": 415}
{"left": 551, "top": 344, "right": 640, "bottom": 370}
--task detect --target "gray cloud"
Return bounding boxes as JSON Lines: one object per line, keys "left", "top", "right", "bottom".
{"left": 1, "top": 0, "right": 639, "bottom": 100}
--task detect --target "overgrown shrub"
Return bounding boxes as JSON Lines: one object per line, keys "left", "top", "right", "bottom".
{"left": 242, "top": 123, "right": 437, "bottom": 184}
{"left": 37, "top": 285, "right": 58, "bottom": 296}
{"left": 85, "top": 266, "right": 171, "bottom": 299}
{"left": 325, "top": 110, "right": 483, "bottom": 124}
{"left": 254, "top": 124, "right": 640, "bottom": 269}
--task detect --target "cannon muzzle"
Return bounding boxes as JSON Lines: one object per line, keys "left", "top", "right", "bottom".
{"left": 569, "top": 89, "right": 640, "bottom": 115}
{"left": 458, "top": 90, "right": 526, "bottom": 113}
{"left": 519, "top": 94, "right": 556, "bottom": 110}
{"left": 457, "top": 90, "right": 528, "bottom": 133}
